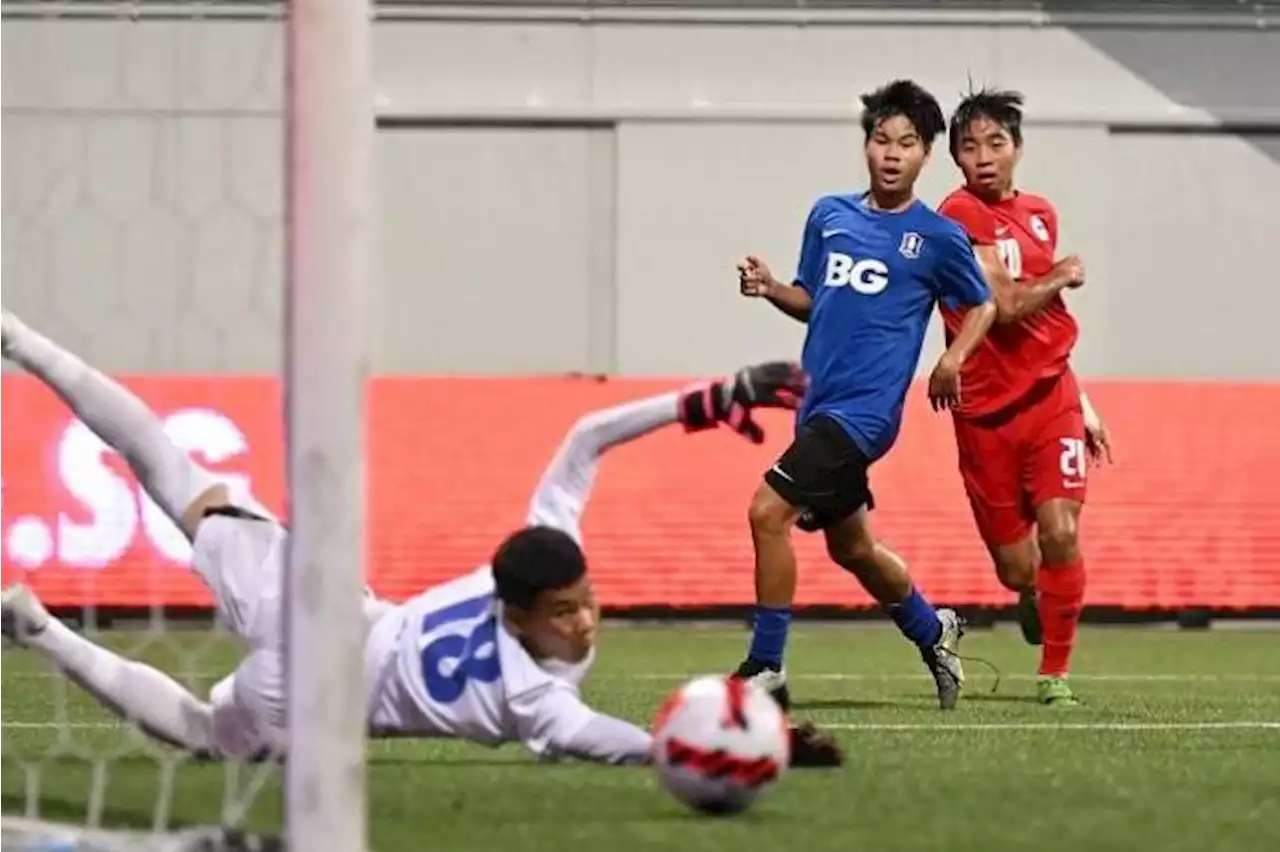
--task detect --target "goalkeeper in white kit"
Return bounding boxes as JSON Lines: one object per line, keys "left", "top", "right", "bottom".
{"left": 1, "top": 312, "right": 842, "bottom": 768}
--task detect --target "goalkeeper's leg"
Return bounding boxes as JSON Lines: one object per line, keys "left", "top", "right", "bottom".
{"left": 0, "top": 311, "right": 269, "bottom": 541}
{"left": 2, "top": 585, "right": 216, "bottom": 753}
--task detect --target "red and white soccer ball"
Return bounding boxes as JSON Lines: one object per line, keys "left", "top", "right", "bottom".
{"left": 650, "top": 675, "right": 790, "bottom": 816}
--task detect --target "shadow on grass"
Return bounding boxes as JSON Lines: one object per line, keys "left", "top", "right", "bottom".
{"left": 790, "top": 698, "right": 900, "bottom": 711}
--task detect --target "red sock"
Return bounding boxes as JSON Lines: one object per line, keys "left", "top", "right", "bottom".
{"left": 1036, "top": 557, "right": 1086, "bottom": 677}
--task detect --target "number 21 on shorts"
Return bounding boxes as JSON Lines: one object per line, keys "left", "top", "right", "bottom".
{"left": 1059, "top": 437, "right": 1087, "bottom": 487}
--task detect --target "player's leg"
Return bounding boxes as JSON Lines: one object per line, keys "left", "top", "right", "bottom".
{"left": 0, "top": 311, "right": 244, "bottom": 540}
{"left": 738, "top": 415, "right": 846, "bottom": 709}
{"left": 741, "top": 479, "right": 803, "bottom": 706}
{"left": 1021, "top": 373, "right": 1090, "bottom": 706}
{"left": 1, "top": 585, "right": 216, "bottom": 753}
{"left": 1030, "top": 499, "right": 1084, "bottom": 705}
{"left": 987, "top": 538, "right": 1042, "bottom": 644}
{"left": 953, "top": 414, "right": 1043, "bottom": 643}
{"left": 209, "top": 647, "right": 288, "bottom": 759}
{"left": 823, "top": 510, "right": 966, "bottom": 710}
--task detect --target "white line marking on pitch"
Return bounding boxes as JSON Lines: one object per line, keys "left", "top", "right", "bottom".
{"left": 826, "top": 722, "right": 1280, "bottom": 731}
{"left": 632, "top": 673, "right": 1280, "bottom": 683}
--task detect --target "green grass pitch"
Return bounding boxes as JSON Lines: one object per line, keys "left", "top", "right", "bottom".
{"left": 3, "top": 623, "right": 1279, "bottom": 851}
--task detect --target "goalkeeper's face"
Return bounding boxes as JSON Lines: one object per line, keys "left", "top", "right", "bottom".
{"left": 511, "top": 577, "right": 599, "bottom": 664}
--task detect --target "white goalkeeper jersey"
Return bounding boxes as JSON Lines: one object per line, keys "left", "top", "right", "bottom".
{"left": 361, "top": 392, "right": 678, "bottom": 763}
{"left": 365, "top": 565, "right": 604, "bottom": 758}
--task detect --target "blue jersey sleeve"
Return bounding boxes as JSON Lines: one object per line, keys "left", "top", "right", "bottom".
{"left": 793, "top": 203, "right": 825, "bottom": 296}
{"left": 935, "top": 225, "right": 991, "bottom": 309}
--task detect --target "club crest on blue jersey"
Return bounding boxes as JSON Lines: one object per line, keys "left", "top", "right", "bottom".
{"left": 898, "top": 232, "right": 924, "bottom": 260}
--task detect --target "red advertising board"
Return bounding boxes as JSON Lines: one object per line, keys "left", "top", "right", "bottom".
{"left": 3, "top": 375, "right": 1279, "bottom": 610}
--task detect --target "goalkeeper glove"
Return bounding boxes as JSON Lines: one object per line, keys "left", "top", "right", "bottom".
{"left": 787, "top": 722, "right": 845, "bottom": 768}
{"left": 677, "top": 361, "right": 806, "bottom": 444}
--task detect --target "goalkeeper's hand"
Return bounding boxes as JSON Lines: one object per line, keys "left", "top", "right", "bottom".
{"left": 787, "top": 722, "right": 844, "bottom": 768}
{"left": 677, "top": 361, "right": 806, "bottom": 444}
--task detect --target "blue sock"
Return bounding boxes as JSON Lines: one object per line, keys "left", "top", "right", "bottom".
{"left": 747, "top": 606, "right": 791, "bottom": 667}
{"left": 887, "top": 587, "right": 943, "bottom": 649}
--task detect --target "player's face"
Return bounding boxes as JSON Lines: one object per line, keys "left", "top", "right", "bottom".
{"left": 516, "top": 577, "right": 599, "bottom": 663}
{"left": 864, "top": 114, "right": 930, "bottom": 197}
{"left": 955, "top": 115, "right": 1021, "bottom": 199}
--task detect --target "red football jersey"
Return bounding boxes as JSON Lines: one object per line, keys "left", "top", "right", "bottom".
{"left": 937, "top": 186, "right": 1079, "bottom": 418}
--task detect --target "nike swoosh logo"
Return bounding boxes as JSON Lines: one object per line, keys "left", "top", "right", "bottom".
{"left": 822, "top": 229, "right": 849, "bottom": 239}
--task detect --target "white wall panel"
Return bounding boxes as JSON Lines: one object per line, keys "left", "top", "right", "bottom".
{"left": 1106, "top": 132, "right": 1280, "bottom": 379}
{"left": 376, "top": 127, "right": 602, "bottom": 374}
{"left": 3, "top": 16, "right": 1277, "bottom": 377}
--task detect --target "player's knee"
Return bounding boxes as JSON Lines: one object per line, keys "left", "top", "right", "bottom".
{"left": 747, "top": 484, "right": 794, "bottom": 538}
{"left": 1037, "top": 512, "right": 1080, "bottom": 563}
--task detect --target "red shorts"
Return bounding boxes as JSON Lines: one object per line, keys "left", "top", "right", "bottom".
{"left": 952, "top": 371, "right": 1087, "bottom": 547}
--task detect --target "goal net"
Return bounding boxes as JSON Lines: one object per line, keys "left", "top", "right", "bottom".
{"left": 2, "top": 1, "right": 370, "bottom": 849}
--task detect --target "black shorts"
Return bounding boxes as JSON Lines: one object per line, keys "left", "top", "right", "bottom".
{"left": 763, "top": 414, "right": 875, "bottom": 531}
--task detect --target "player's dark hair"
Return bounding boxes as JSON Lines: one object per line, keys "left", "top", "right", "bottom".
{"left": 491, "top": 525, "right": 587, "bottom": 610}
{"left": 859, "top": 80, "right": 946, "bottom": 148}
{"left": 948, "top": 87, "right": 1025, "bottom": 159}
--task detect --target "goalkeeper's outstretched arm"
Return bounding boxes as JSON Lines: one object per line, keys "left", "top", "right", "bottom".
{"left": 510, "top": 683, "right": 653, "bottom": 766}
{"left": 523, "top": 362, "right": 806, "bottom": 542}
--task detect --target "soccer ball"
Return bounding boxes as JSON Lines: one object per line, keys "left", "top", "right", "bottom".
{"left": 650, "top": 675, "right": 790, "bottom": 816}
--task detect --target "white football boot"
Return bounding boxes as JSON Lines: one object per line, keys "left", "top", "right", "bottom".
{"left": 920, "top": 607, "right": 966, "bottom": 710}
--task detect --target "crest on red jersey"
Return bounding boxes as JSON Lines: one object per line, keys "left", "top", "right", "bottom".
{"left": 1030, "top": 216, "right": 1051, "bottom": 242}
{"left": 899, "top": 232, "right": 924, "bottom": 260}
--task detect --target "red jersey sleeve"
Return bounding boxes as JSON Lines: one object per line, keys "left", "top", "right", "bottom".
{"left": 938, "top": 191, "right": 998, "bottom": 246}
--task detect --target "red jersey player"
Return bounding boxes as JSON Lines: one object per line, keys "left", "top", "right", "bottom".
{"left": 937, "top": 90, "right": 1113, "bottom": 707}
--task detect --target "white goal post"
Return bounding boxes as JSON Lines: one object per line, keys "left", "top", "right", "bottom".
{"left": 284, "top": 0, "right": 374, "bottom": 850}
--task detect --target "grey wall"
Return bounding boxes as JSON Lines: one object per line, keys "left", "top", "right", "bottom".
{"left": 3, "top": 12, "right": 1278, "bottom": 377}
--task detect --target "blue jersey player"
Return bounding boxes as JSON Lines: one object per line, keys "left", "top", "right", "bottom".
{"left": 734, "top": 81, "right": 997, "bottom": 711}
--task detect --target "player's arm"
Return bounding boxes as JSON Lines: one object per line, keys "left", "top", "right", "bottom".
{"left": 738, "top": 203, "right": 825, "bottom": 323}
{"left": 524, "top": 364, "right": 805, "bottom": 539}
{"left": 980, "top": 248, "right": 1082, "bottom": 324}
{"left": 940, "top": 197, "right": 1078, "bottom": 324}
{"left": 739, "top": 259, "right": 813, "bottom": 323}
{"left": 511, "top": 682, "right": 654, "bottom": 765}
{"left": 1079, "top": 389, "right": 1114, "bottom": 464}
{"left": 929, "top": 228, "right": 998, "bottom": 409}
{"left": 509, "top": 682, "right": 845, "bottom": 768}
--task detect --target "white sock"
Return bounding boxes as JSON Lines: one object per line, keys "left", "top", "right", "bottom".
{"left": 27, "top": 620, "right": 215, "bottom": 753}
{"left": 5, "top": 319, "right": 218, "bottom": 531}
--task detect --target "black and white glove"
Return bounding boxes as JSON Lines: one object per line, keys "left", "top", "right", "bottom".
{"left": 678, "top": 361, "right": 806, "bottom": 444}
{"left": 788, "top": 722, "right": 845, "bottom": 768}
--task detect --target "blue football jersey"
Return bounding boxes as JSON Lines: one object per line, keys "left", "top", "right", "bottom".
{"left": 794, "top": 192, "right": 990, "bottom": 460}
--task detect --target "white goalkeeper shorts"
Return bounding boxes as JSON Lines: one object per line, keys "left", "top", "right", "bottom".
{"left": 189, "top": 488, "right": 286, "bottom": 649}
{"left": 192, "top": 489, "right": 289, "bottom": 757}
